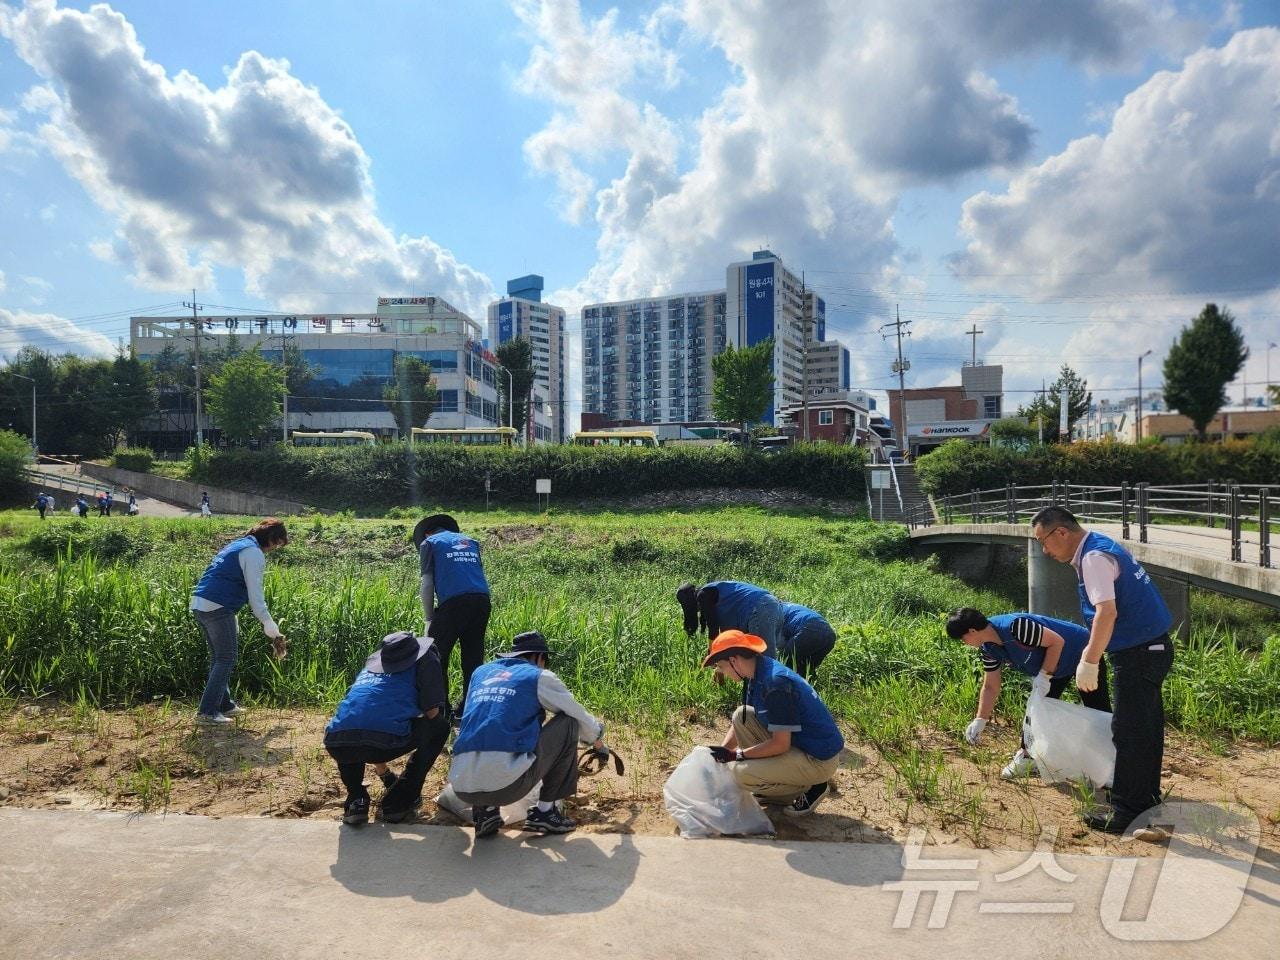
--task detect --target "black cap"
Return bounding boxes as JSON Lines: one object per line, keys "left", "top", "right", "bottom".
{"left": 412, "top": 513, "right": 461, "bottom": 549}
{"left": 364, "top": 631, "right": 433, "bottom": 674}
{"left": 495, "top": 630, "right": 552, "bottom": 661}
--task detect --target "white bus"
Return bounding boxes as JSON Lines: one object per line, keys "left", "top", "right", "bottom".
{"left": 291, "top": 430, "right": 377, "bottom": 447}
{"left": 410, "top": 427, "right": 518, "bottom": 447}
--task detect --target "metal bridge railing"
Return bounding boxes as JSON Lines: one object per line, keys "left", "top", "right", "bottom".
{"left": 909, "top": 481, "right": 1275, "bottom": 570}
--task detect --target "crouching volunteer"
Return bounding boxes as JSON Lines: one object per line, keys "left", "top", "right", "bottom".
{"left": 324, "top": 631, "right": 449, "bottom": 826}
{"left": 449, "top": 631, "right": 606, "bottom": 839}
{"left": 779, "top": 602, "right": 838, "bottom": 680}
{"left": 677, "top": 580, "right": 783, "bottom": 656}
{"left": 702, "top": 630, "right": 844, "bottom": 815}
{"left": 946, "top": 608, "right": 1111, "bottom": 779}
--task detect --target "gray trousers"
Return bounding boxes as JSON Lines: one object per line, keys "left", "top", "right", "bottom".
{"left": 455, "top": 712, "right": 581, "bottom": 807}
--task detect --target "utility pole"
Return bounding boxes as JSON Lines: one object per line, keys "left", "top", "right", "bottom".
{"left": 183, "top": 291, "right": 205, "bottom": 448}
{"left": 1136, "top": 349, "right": 1152, "bottom": 442}
{"left": 1038, "top": 379, "right": 1046, "bottom": 445}
{"left": 279, "top": 319, "right": 294, "bottom": 443}
{"left": 801, "top": 271, "right": 809, "bottom": 442}
{"left": 881, "top": 305, "right": 911, "bottom": 455}
{"left": 965, "top": 323, "right": 983, "bottom": 366}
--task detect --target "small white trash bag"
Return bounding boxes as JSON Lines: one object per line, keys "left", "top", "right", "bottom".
{"left": 1023, "top": 693, "right": 1115, "bottom": 788}
{"left": 435, "top": 782, "right": 540, "bottom": 826}
{"left": 663, "top": 746, "right": 774, "bottom": 838}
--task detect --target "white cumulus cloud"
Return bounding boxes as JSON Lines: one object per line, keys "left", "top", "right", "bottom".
{"left": 0, "top": 306, "right": 115, "bottom": 358}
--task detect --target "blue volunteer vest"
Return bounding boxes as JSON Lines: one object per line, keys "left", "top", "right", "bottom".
{"left": 708, "top": 581, "right": 768, "bottom": 631}
{"left": 425, "top": 531, "right": 490, "bottom": 604}
{"left": 746, "top": 657, "right": 845, "bottom": 761}
{"left": 452, "top": 658, "right": 544, "bottom": 755}
{"left": 326, "top": 667, "right": 420, "bottom": 738}
{"left": 982, "top": 613, "right": 1090, "bottom": 679}
{"left": 192, "top": 536, "right": 258, "bottom": 610}
{"left": 1076, "top": 532, "right": 1173, "bottom": 651}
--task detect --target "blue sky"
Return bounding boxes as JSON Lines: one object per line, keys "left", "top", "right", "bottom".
{"left": 2, "top": 0, "right": 1278, "bottom": 420}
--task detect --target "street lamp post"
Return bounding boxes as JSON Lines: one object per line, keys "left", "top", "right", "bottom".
{"left": 1136, "top": 350, "right": 1152, "bottom": 442}
{"left": 10, "top": 373, "right": 36, "bottom": 453}
{"left": 1269, "top": 341, "right": 1277, "bottom": 408}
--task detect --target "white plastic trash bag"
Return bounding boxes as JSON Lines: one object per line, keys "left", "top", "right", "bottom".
{"left": 663, "top": 746, "right": 775, "bottom": 838}
{"left": 1023, "top": 693, "right": 1115, "bottom": 788}
{"left": 435, "top": 782, "right": 540, "bottom": 826}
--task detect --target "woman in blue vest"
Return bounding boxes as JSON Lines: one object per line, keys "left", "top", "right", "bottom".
{"left": 946, "top": 607, "right": 1111, "bottom": 779}
{"left": 676, "top": 580, "right": 783, "bottom": 657}
{"left": 189, "top": 518, "right": 288, "bottom": 725}
{"left": 324, "top": 631, "right": 449, "bottom": 826}
{"left": 702, "top": 629, "right": 845, "bottom": 815}
{"left": 1031, "top": 506, "right": 1174, "bottom": 836}
{"left": 450, "top": 631, "right": 606, "bottom": 838}
{"left": 779, "top": 602, "right": 838, "bottom": 680}
{"left": 413, "top": 513, "right": 491, "bottom": 721}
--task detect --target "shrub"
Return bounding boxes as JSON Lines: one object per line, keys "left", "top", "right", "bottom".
{"left": 0, "top": 429, "right": 32, "bottom": 506}
{"left": 111, "top": 447, "right": 155, "bottom": 473}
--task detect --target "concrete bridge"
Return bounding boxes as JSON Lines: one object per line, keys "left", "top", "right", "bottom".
{"left": 910, "top": 521, "right": 1280, "bottom": 638}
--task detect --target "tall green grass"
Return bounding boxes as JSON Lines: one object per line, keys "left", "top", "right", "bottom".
{"left": 0, "top": 508, "right": 1277, "bottom": 745}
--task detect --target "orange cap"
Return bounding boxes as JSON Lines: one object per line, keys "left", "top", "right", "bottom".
{"left": 701, "top": 629, "right": 768, "bottom": 668}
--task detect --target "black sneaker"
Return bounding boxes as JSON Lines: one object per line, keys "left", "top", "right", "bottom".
{"left": 473, "top": 804, "right": 502, "bottom": 839}
{"left": 523, "top": 805, "right": 577, "bottom": 835}
{"left": 379, "top": 799, "right": 422, "bottom": 824}
{"left": 379, "top": 769, "right": 398, "bottom": 791}
{"left": 342, "top": 795, "right": 370, "bottom": 826}
{"left": 1084, "top": 809, "right": 1132, "bottom": 835}
{"left": 785, "top": 782, "right": 830, "bottom": 817}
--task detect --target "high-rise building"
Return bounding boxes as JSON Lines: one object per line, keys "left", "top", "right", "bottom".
{"left": 487, "top": 275, "right": 567, "bottom": 443}
{"left": 581, "top": 291, "right": 727, "bottom": 425}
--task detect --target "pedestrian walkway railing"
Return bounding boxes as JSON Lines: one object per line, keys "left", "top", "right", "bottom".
{"left": 908, "top": 482, "right": 1276, "bottom": 570}
{"left": 886, "top": 455, "right": 905, "bottom": 515}
{"left": 23, "top": 466, "right": 104, "bottom": 499}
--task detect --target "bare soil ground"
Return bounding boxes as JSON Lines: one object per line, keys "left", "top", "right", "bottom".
{"left": 2, "top": 702, "right": 1277, "bottom": 862}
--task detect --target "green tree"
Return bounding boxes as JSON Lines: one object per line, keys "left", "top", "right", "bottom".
{"left": 382, "top": 355, "right": 438, "bottom": 438}
{"left": 1163, "top": 304, "right": 1249, "bottom": 441}
{"left": 206, "top": 346, "right": 285, "bottom": 444}
{"left": 712, "top": 339, "right": 775, "bottom": 444}
{"left": 496, "top": 338, "right": 536, "bottom": 439}
{"left": 0, "top": 429, "right": 32, "bottom": 504}
{"left": 1016, "top": 365, "right": 1090, "bottom": 443}
{"left": 988, "top": 417, "right": 1038, "bottom": 450}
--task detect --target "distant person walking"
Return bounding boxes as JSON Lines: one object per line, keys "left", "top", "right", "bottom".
{"left": 779, "top": 602, "right": 838, "bottom": 680}
{"left": 96, "top": 491, "right": 107, "bottom": 516}
{"left": 75, "top": 496, "right": 89, "bottom": 518}
{"left": 676, "top": 580, "right": 784, "bottom": 657}
{"left": 200, "top": 492, "right": 212, "bottom": 518}
{"left": 103, "top": 491, "right": 113, "bottom": 516}
{"left": 127, "top": 493, "right": 139, "bottom": 516}
{"left": 33, "top": 492, "right": 49, "bottom": 519}
{"left": 189, "top": 518, "right": 289, "bottom": 725}
{"left": 1031, "top": 506, "right": 1174, "bottom": 835}
{"left": 946, "top": 608, "right": 1110, "bottom": 779}
{"left": 412, "top": 513, "right": 492, "bottom": 721}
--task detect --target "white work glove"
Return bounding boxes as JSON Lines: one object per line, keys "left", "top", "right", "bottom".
{"left": 1075, "top": 659, "right": 1099, "bottom": 693}
{"left": 1030, "top": 673, "right": 1052, "bottom": 698}
{"left": 263, "top": 621, "right": 284, "bottom": 641}
{"left": 964, "top": 717, "right": 987, "bottom": 745}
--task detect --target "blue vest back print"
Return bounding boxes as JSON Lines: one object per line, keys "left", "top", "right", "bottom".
{"left": 983, "top": 613, "right": 1090, "bottom": 679}
{"left": 453, "top": 658, "right": 544, "bottom": 756}
{"left": 747, "top": 657, "right": 844, "bottom": 761}
{"left": 426, "top": 531, "right": 489, "bottom": 604}
{"left": 1076, "top": 532, "right": 1173, "bottom": 650}
{"left": 326, "top": 668, "right": 420, "bottom": 738}
{"left": 708, "top": 581, "right": 767, "bottom": 631}
{"left": 192, "top": 536, "right": 258, "bottom": 610}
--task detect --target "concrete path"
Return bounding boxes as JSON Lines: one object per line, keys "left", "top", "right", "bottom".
{"left": 1, "top": 809, "right": 1276, "bottom": 959}
{"left": 27, "top": 462, "right": 196, "bottom": 518}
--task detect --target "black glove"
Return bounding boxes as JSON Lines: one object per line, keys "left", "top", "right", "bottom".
{"left": 708, "top": 745, "right": 736, "bottom": 764}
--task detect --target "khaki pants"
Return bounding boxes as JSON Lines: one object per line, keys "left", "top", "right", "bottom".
{"left": 729, "top": 706, "right": 839, "bottom": 803}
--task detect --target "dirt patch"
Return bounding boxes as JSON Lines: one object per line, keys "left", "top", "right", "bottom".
{"left": 1, "top": 703, "right": 1276, "bottom": 860}
{"left": 559, "top": 488, "right": 863, "bottom": 515}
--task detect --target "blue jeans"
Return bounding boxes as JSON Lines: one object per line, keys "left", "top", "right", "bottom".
{"left": 746, "top": 594, "right": 783, "bottom": 658}
{"left": 194, "top": 607, "right": 239, "bottom": 716}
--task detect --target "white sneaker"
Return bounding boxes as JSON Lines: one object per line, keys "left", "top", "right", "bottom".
{"left": 195, "top": 712, "right": 233, "bottom": 726}
{"left": 223, "top": 705, "right": 247, "bottom": 717}
{"left": 1001, "top": 749, "right": 1037, "bottom": 780}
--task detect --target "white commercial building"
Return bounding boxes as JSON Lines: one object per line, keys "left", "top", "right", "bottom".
{"left": 486, "top": 275, "right": 567, "bottom": 444}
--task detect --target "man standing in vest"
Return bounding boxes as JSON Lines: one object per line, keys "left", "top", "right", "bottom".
{"left": 946, "top": 607, "right": 1111, "bottom": 779}
{"left": 189, "top": 518, "right": 288, "bottom": 725}
{"left": 449, "top": 631, "right": 606, "bottom": 838}
{"left": 702, "top": 630, "right": 845, "bottom": 815}
{"left": 413, "top": 513, "right": 492, "bottom": 722}
{"left": 1031, "top": 506, "right": 1174, "bottom": 834}
{"left": 324, "top": 631, "right": 450, "bottom": 826}
{"left": 677, "top": 580, "right": 783, "bottom": 657}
